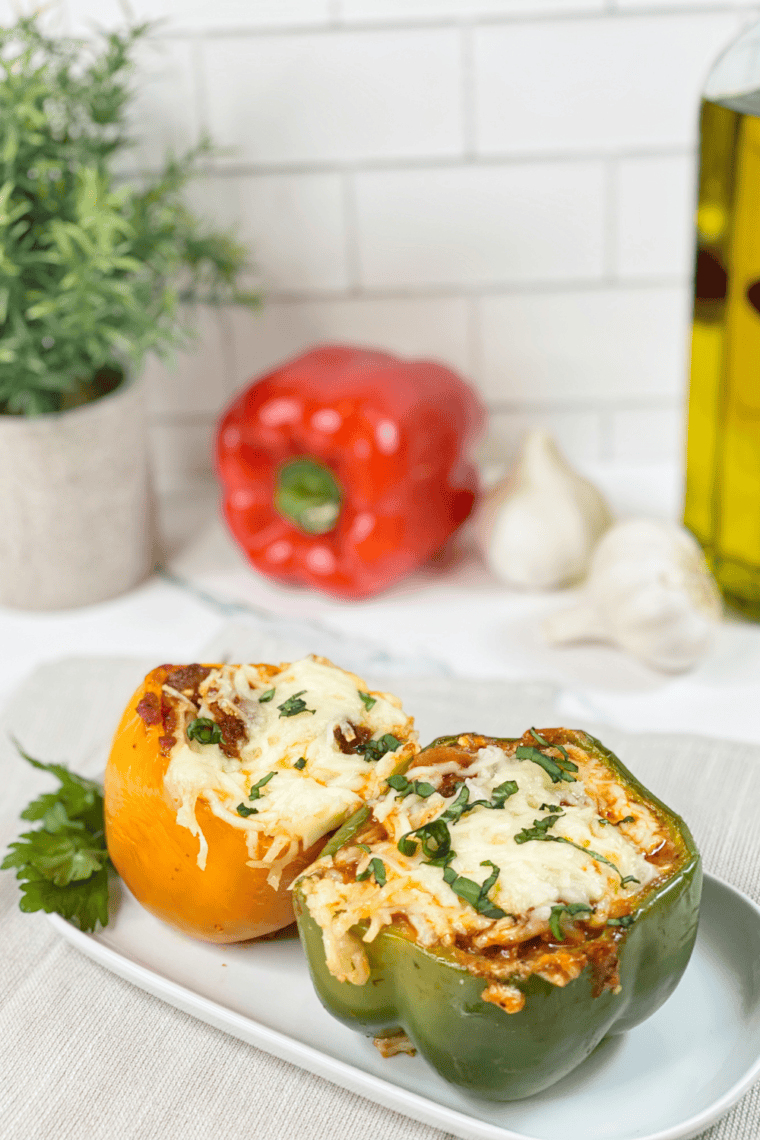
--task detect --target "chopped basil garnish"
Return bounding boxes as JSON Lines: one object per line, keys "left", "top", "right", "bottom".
{"left": 515, "top": 745, "right": 578, "bottom": 784}
{"left": 358, "top": 734, "right": 401, "bottom": 763}
{"left": 236, "top": 803, "right": 258, "bottom": 817}
{"left": 440, "top": 785, "right": 472, "bottom": 823}
{"left": 293, "top": 757, "right": 306, "bottom": 770}
{"left": 514, "top": 814, "right": 564, "bottom": 843}
{"left": 540, "top": 802, "right": 560, "bottom": 812}
{"left": 249, "top": 772, "right": 275, "bottom": 800}
{"left": 607, "top": 914, "right": 636, "bottom": 929}
{"left": 491, "top": 780, "right": 519, "bottom": 807}
{"left": 356, "top": 857, "right": 386, "bottom": 887}
{"left": 437, "top": 856, "right": 506, "bottom": 920}
{"left": 398, "top": 818, "right": 451, "bottom": 860}
{"left": 278, "top": 691, "right": 315, "bottom": 718}
{"left": 599, "top": 815, "right": 634, "bottom": 828}
{"left": 356, "top": 843, "right": 371, "bottom": 853}
{"left": 514, "top": 815, "right": 639, "bottom": 887}
{"left": 258, "top": 688, "right": 275, "bottom": 703}
{"left": 386, "top": 774, "right": 436, "bottom": 799}
{"left": 442, "top": 780, "right": 520, "bottom": 820}
{"left": 549, "top": 902, "right": 592, "bottom": 941}
{"left": 619, "top": 815, "right": 635, "bottom": 825}
{"left": 358, "top": 691, "right": 376, "bottom": 711}
{"left": 186, "top": 717, "right": 222, "bottom": 745}
{"left": 529, "top": 727, "right": 572, "bottom": 763}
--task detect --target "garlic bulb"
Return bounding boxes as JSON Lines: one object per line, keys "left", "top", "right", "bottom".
{"left": 543, "top": 518, "right": 723, "bottom": 673}
{"left": 477, "top": 430, "right": 613, "bottom": 589}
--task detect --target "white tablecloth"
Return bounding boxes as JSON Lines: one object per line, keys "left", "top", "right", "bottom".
{"left": 2, "top": 647, "right": 760, "bottom": 1140}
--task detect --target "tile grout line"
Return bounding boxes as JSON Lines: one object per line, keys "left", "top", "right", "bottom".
{"left": 144, "top": 7, "right": 757, "bottom": 40}
{"left": 152, "top": 398, "right": 683, "bottom": 428}
{"left": 460, "top": 22, "right": 477, "bottom": 162}
{"left": 127, "top": 145, "right": 697, "bottom": 180}
{"left": 341, "top": 172, "right": 362, "bottom": 294}
{"left": 604, "top": 156, "right": 619, "bottom": 283}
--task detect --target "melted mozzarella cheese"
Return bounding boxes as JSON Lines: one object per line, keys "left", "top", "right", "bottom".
{"left": 162, "top": 656, "right": 417, "bottom": 885}
{"left": 300, "top": 741, "right": 669, "bottom": 983}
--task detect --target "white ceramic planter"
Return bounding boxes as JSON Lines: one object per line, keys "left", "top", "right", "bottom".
{"left": 0, "top": 375, "right": 154, "bottom": 610}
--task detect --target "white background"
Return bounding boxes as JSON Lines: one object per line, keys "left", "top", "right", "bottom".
{"left": 5, "top": 0, "right": 759, "bottom": 488}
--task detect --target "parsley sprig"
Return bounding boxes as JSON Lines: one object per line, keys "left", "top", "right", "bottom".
{"left": 1, "top": 740, "right": 111, "bottom": 931}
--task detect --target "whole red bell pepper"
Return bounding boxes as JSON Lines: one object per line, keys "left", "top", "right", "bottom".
{"left": 214, "top": 345, "right": 485, "bottom": 599}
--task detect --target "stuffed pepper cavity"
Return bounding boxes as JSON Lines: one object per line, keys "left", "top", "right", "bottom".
{"left": 294, "top": 728, "right": 701, "bottom": 1100}
{"left": 104, "top": 655, "right": 417, "bottom": 943}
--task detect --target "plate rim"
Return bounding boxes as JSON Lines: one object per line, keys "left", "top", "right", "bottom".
{"left": 47, "top": 870, "right": 760, "bottom": 1140}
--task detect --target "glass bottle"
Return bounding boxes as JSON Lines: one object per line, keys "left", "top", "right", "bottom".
{"left": 684, "top": 22, "right": 760, "bottom": 619}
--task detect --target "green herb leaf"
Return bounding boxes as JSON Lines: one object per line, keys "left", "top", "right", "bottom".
{"left": 386, "top": 774, "right": 436, "bottom": 799}
{"left": 440, "top": 785, "right": 472, "bottom": 823}
{"left": 0, "top": 17, "right": 259, "bottom": 418}
{"left": 490, "top": 780, "right": 519, "bottom": 807}
{"left": 356, "top": 843, "right": 371, "bottom": 853}
{"left": 514, "top": 814, "right": 564, "bottom": 843}
{"left": 514, "top": 817, "right": 639, "bottom": 887}
{"left": 249, "top": 772, "right": 276, "bottom": 800}
{"left": 549, "top": 903, "right": 593, "bottom": 941}
{"left": 2, "top": 740, "right": 111, "bottom": 932}
{"left": 440, "top": 857, "right": 506, "bottom": 919}
{"left": 186, "top": 717, "right": 222, "bottom": 745}
{"left": 293, "top": 757, "right": 306, "bottom": 770}
{"left": 607, "top": 914, "right": 636, "bottom": 929}
{"left": 236, "top": 803, "right": 258, "bottom": 817}
{"left": 258, "top": 688, "right": 275, "bottom": 703}
{"left": 515, "top": 745, "right": 578, "bottom": 784}
{"left": 356, "top": 858, "right": 386, "bottom": 887}
{"left": 529, "top": 728, "right": 573, "bottom": 766}
{"left": 3, "top": 830, "right": 108, "bottom": 887}
{"left": 398, "top": 819, "right": 451, "bottom": 861}
{"left": 278, "top": 691, "right": 315, "bottom": 718}
{"left": 358, "top": 734, "right": 401, "bottom": 763}
{"left": 13, "top": 738, "right": 104, "bottom": 834}
{"left": 358, "top": 691, "right": 376, "bottom": 711}
{"left": 16, "top": 865, "right": 110, "bottom": 931}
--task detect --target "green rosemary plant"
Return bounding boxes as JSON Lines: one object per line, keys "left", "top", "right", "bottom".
{"left": 0, "top": 17, "right": 258, "bottom": 415}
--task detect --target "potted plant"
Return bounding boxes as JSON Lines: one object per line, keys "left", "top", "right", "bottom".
{"left": 0, "top": 17, "right": 258, "bottom": 609}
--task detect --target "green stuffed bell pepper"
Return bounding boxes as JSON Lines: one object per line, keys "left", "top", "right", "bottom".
{"left": 293, "top": 728, "right": 701, "bottom": 1101}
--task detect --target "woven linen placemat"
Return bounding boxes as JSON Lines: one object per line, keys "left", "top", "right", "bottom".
{"left": 1, "top": 654, "right": 759, "bottom": 1140}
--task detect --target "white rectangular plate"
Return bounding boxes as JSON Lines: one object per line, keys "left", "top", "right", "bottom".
{"left": 49, "top": 872, "right": 760, "bottom": 1140}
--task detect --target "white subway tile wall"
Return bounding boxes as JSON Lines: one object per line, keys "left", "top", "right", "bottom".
{"left": 33, "top": 1, "right": 760, "bottom": 485}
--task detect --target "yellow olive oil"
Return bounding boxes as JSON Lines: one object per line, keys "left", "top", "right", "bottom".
{"left": 685, "top": 92, "right": 760, "bottom": 618}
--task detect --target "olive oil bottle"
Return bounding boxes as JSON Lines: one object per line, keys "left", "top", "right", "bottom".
{"left": 685, "top": 27, "right": 760, "bottom": 619}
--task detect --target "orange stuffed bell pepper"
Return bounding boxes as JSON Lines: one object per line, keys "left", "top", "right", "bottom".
{"left": 214, "top": 345, "right": 485, "bottom": 599}
{"left": 104, "top": 658, "right": 418, "bottom": 943}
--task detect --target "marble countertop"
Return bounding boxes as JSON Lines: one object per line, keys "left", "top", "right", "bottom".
{"left": 2, "top": 460, "right": 758, "bottom": 744}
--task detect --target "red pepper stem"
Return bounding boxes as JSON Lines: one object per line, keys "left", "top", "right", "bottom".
{"left": 275, "top": 457, "right": 342, "bottom": 535}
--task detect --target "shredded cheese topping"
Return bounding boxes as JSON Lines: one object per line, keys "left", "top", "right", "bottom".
{"left": 299, "top": 736, "right": 675, "bottom": 986}
{"left": 161, "top": 656, "right": 417, "bottom": 887}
